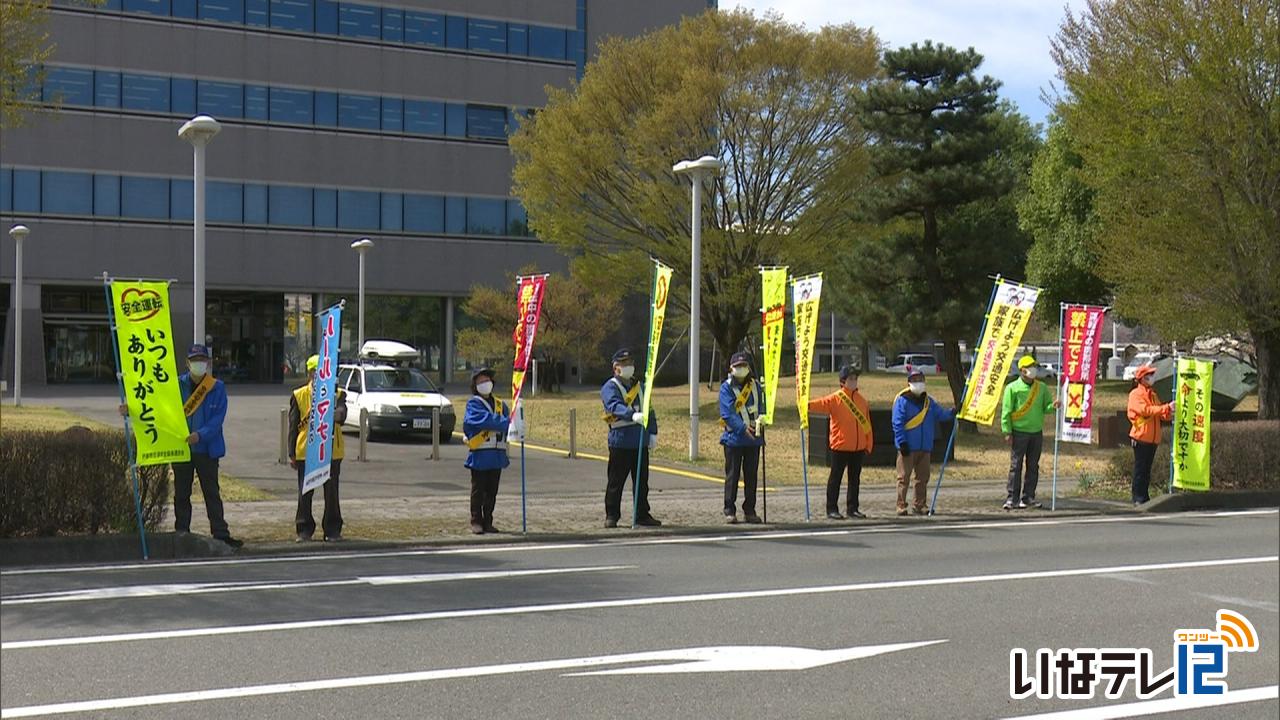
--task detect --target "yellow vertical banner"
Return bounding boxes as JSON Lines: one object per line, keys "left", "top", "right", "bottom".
{"left": 958, "top": 279, "right": 1040, "bottom": 425}
{"left": 638, "top": 260, "right": 673, "bottom": 427}
{"left": 759, "top": 267, "right": 787, "bottom": 425}
{"left": 791, "top": 273, "right": 822, "bottom": 430}
{"left": 1172, "top": 357, "right": 1213, "bottom": 491}
{"left": 110, "top": 281, "right": 191, "bottom": 466}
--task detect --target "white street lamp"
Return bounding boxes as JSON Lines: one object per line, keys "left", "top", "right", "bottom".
{"left": 672, "top": 154, "right": 724, "bottom": 461}
{"left": 351, "top": 238, "right": 374, "bottom": 352}
{"left": 8, "top": 224, "right": 30, "bottom": 406}
{"left": 178, "top": 115, "right": 222, "bottom": 346}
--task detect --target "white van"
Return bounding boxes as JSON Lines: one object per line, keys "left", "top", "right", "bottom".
{"left": 337, "top": 340, "right": 455, "bottom": 439}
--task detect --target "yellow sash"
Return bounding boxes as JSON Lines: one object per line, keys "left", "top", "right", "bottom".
{"left": 466, "top": 396, "right": 505, "bottom": 450}
{"left": 720, "top": 380, "right": 757, "bottom": 430}
{"left": 1010, "top": 380, "right": 1041, "bottom": 422}
{"left": 183, "top": 374, "right": 215, "bottom": 417}
{"left": 898, "top": 389, "right": 930, "bottom": 430}
{"left": 836, "top": 389, "right": 871, "bottom": 434}
{"left": 601, "top": 380, "right": 642, "bottom": 424}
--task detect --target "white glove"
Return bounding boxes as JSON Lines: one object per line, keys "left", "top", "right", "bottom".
{"left": 632, "top": 411, "right": 645, "bottom": 424}
{"left": 507, "top": 418, "right": 525, "bottom": 441}
{"left": 648, "top": 434, "right": 657, "bottom": 449}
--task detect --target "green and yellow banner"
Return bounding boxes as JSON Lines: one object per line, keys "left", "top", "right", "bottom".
{"left": 958, "top": 279, "right": 1040, "bottom": 425}
{"left": 792, "top": 273, "right": 822, "bottom": 430}
{"left": 759, "top": 267, "right": 787, "bottom": 425}
{"left": 111, "top": 281, "right": 190, "bottom": 466}
{"left": 1172, "top": 357, "right": 1213, "bottom": 491}
{"left": 638, "top": 260, "right": 673, "bottom": 428}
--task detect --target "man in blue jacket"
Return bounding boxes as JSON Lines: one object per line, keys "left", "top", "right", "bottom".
{"left": 600, "top": 348, "right": 661, "bottom": 528}
{"left": 173, "top": 345, "right": 241, "bottom": 547}
{"left": 719, "top": 352, "right": 765, "bottom": 524}
{"left": 891, "top": 370, "right": 957, "bottom": 517}
{"left": 462, "top": 367, "right": 511, "bottom": 534}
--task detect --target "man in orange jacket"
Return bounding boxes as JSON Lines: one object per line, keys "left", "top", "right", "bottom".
{"left": 1127, "top": 364, "right": 1173, "bottom": 505}
{"left": 808, "top": 365, "right": 873, "bottom": 519}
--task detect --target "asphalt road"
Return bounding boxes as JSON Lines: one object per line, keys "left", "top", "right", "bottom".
{"left": 2, "top": 511, "right": 1277, "bottom": 719}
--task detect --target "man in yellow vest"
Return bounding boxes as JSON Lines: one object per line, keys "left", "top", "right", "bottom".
{"left": 1000, "top": 355, "right": 1059, "bottom": 510}
{"left": 288, "top": 354, "right": 348, "bottom": 542}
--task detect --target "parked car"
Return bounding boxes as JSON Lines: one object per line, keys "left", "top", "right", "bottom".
{"left": 338, "top": 341, "right": 455, "bottom": 440}
{"left": 1122, "top": 352, "right": 1161, "bottom": 381}
{"left": 886, "top": 353, "right": 942, "bottom": 375}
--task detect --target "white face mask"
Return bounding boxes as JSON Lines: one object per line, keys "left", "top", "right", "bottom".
{"left": 909, "top": 381, "right": 926, "bottom": 395}
{"left": 731, "top": 366, "right": 750, "bottom": 380}
{"left": 188, "top": 361, "right": 208, "bottom": 378}
{"left": 617, "top": 365, "right": 635, "bottom": 380}
{"left": 1022, "top": 369, "right": 1037, "bottom": 381}
{"left": 475, "top": 381, "right": 493, "bottom": 396}
{"left": 843, "top": 379, "right": 858, "bottom": 392}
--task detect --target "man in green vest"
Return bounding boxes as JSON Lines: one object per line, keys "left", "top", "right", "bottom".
{"left": 1001, "top": 355, "right": 1059, "bottom": 510}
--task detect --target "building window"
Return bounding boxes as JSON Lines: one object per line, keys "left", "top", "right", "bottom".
{"left": 404, "top": 99, "right": 444, "bottom": 135}
{"left": 244, "top": 183, "right": 268, "bottom": 224}
{"left": 381, "top": 97, "right": 403, "bottom": 132}
{"left": 94, "top": 71, "right": 122, "bottom": 108}
{"left": 270, "top": 86, "right": 313, "bottom": 124}
{"left": 338, "top": 93, "right": 379, "bottom": 129}
{"left": 94, "top": 175, "right": 121, "bottom": 216}
{"left": 507, "top": 199, "right": 528, "bottom": 237}
{"left": 313, "top": 188, "right": 337, "bottom": 227}
{"left": 171, "top": 78, "right": 196, "bottom": 114}
{"left": 444, "top": 196, "right": 465, "bottom": 235}
{"left": 244, "top": 0, "right": 268, "bottom": 26}
{"left": 122, "top": 73, "right": 171, "bottom": 112}
{"left": 381, "top": 7, "right": 403, "bottom": 42}
{"left": 0, "top": 168, "right": 10, "bottom": 212}
{"left": 269, "top": 185, "right": 313, "bottom": 226}
{"left": 314, "top": 91, "right": 337, "bottom": 125}
{"left": 404, "top": 194, "right": 443, "bottom": 232}
{"left": 269, "top": 0, "right": 312, "bottom": 32}
{"left": 445, "top": 15, "right": 466, "bottom": 49}
{"left": 172, "top": 0, "right": 196, "bottom": 18}
{"left": 41, "top": 171, "right": 93, "bottom": 215}
{"left": 338, "top": 3, "right": 379, "bottom": 39}
{"left": 121, "top": 176, "right": 169, "bottom": 219}
{"left": 466, "top": 105, "right": 507, "bottom": 140}
{"left": 170, "top": 179, "right": 194, "bottom": 220}
{"left": 529, "top": 26, "right": 567, "bottom": 60}
{"left": 122, "top": 0, "right": 171, "bottom": 16}
{"left": 467, "top": 18, "right": 506, "bottom": 54}
{"left": 315, "top": 0, "right": 337, "bottom": 33}
{"left": 466, "top": 198, "right": 505, "bottom": 235}
{"left": 337, "top": 189, "right": 378, "bottom": 229}
{"left": 507, "top": 24, "right": 528, "bottom": 56}
{"left": 445, "top": 103, "right": 465, "bottom": 137}
{"left": 245, "top": 85, "right": 269, "bottom": 120}
{"left": 42, "top": 67, "right": 94, "bottom": 106}
{"left": 380, "top": 192, "right": 402, "bottom": 231}
{"left": 199, "top": 0, "right": 244, "bottom": 24}
{"left": 197, "top": 80, "right": 244, "bottom": 118}
{"left": 208, "top": 181, "right": 243, "bottom": 222}
{"left": 404, "top": 11, "right": 443, "bottom": 46}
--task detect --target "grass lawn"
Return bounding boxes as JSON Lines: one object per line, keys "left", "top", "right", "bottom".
{"left": 1, "top": 403, "right": 271, "bottom": 502}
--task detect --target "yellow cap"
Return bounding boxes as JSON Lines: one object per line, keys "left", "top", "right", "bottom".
{"left": 1018, "top": 355, "right": 1038, "bottom": 369}
{"left": 306, "top": 354, "right": 319, "bottom": 372}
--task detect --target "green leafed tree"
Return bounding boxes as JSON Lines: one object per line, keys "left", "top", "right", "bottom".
{"left": 1017, "top": 119, "right": 1112, "bottom": 321}
{"left": 510, "top": 10, "right": 880, "bottom": 357}
{"left": 0, "top": 0, "right": 54, "bottom": 129}
{"left": 836, "top": 41, "right": 1040, "bottom": 411}
{"left": 1053, "top": 0, "right": 1280, "bottom": 419}
{"left": 457, "top": 263, "right": 623, "bottom": 388}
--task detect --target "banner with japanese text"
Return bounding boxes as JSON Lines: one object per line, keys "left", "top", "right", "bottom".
{"left": 111, "top": 281, "right": 190, "bottom": 466}
{"left": 1059, "top": 304, "right": 1107, "bottom": 444}
{"left": 1172, "top": 357, "right": 1213, "bottom": 491}
{"left": 959, "top": 279, "right": 1040, "bottom": 425}
{"left": 759, "top": 267, "right": 787, "bottom": 425}
{"left": 792, "top": 273, "right": 822, "bottom": 430}
{"left": 638, "top": 261, "right": 672, "bottom": 429}
{"left": 510, "top": 274, "right": 548, "bottom": 413}
{"left": 303, "top": 303, "right": 342, "bottom": 494}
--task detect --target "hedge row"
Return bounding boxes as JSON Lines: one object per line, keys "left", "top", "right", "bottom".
{"left": 0, "top": 428, "right": 170, "bottom": 537}
{"left": 1101, "top": 420, "right": 1280, "bottom": 495}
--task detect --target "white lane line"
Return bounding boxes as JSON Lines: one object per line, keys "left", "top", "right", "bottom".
{"left": 0, "top": 566, "right": 631, "bottom": 606}
{"left": 0, "top": 641, "right": 947, "bottom": 718}
{"left": 3, "top": 555, "right": 1273, "bottom": 652}
{"left": 3, "top": 509, "right": 1274, "bottom": 577}
{"left": 1003, "top": 684, "right": 1278, "bottom": 719}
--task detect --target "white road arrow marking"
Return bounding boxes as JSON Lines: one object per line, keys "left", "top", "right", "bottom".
{"left": 0, "top": 641, "right": 946, "bottom": 718}
{"left": 0, "top": 565, "right": 630, "bottom": 606}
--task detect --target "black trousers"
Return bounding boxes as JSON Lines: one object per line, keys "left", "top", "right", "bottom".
{"left": 605, "top": 446, "right": 651, "bottom": 521}
{"left": 1007, "top": 431, "right": 1044, "bottom": 503}
{"left": 1132, "top": 440, "right": 1158, "bottom": 504}
{"left": 171, "top": 453, "right": 230, "bottom": 539}
{"left": 470, "top": 468, "right": 502, "bottom": 526}
{"left": 723, "top": 445, "right": 761, "bottom": 515}
{"left": 296, "top": 459, "right": 343, "bottom": 538}
{"left": 827, "top": 450, "right": 865, "bottom": 514}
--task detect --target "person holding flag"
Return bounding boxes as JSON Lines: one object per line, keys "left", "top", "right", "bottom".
{"left": 892, "top": 370, "right": 957, "bottom": 516}
{"left": 288, "top": 354, "right": 348, "bottom": 542}
{"left": 1127, "top": 365, "right": 1173, "bottom": 506}
{"left": 719, "top": 352, "right": 766, "bottom": 524}
{"left": 808, "top": 365, "right": 873, "bottom": 520}
{"left": 1000, "top": 355, "right": 1060, "bottom": 511}
{"left": 600, "top": 348, "right": 661, "bottom": 528}
{"left": 172, "top": 344, "right": 242, "bottom": 548}
{"left": 463, "top": 367, "right": 514, "bottom": 534}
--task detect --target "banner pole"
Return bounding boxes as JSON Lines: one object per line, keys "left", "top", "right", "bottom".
{"left": 634, "top": 263, "right": 658, "bottom": 530}
{"left": 1052, "top": 303, "right": 1065, "bottom": 511}
{"left": 800, "top": 428, "right": 811, "bottom": 521}
{"left": 103, "top": 277, "right": 150, "bottom": 561}
{"left": 929, "top": 278, "right": 1001, "bottom": 516}
{"left": 1168, "top": 354, "right": 1178, "bottom": 496}
{"left": 760, "top": 429, "right": 767, "bottom": 523}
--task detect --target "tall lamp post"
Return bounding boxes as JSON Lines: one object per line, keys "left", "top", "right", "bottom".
{"left": 351, "top": 238, "right": 374, "bottom": 352}
{"left": 177, "top": 115, "right": 222, "bottom": 346}
{"left": 8, "top": 225, "right": 30, "bottom": 406}
{"left": 672, "top": 155, "right": 723, "bottom": 461}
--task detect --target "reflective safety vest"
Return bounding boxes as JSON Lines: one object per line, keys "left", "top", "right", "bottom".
{"left": 466, "top": 395, "right": 508, "bottom": 451}
{"left": 604, "top": 377, "right": 643, "bottom": 429}
{"left": 292, "top": 384, "right": 345, "bottom": 461}
{"left": 721, "top": 378, "right": 760, "bottom": 430}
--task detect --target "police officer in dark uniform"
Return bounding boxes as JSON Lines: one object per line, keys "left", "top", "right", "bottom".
{"left": 600, "top": 348, "right": 662, "bottom": 528}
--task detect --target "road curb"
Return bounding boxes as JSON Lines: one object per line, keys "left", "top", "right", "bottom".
{"left": 1140, "top": 489, "right": 1280, "bottom": 513}
{"left": 0, "top": 532, "right": 234, "bottom": 568}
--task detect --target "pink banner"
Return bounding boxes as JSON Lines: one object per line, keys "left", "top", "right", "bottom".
{"left": 510, "top": 274, "right": 548, "bottom": 411}
{"left": 1059, "top": 305, "right": 1106, "bottom": 443}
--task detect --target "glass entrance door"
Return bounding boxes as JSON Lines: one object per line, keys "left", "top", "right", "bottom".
{"left": 44, "top": 321, "right": 115, "bottom": 383}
